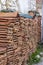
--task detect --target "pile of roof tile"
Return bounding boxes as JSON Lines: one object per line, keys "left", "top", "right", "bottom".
{"left": 37, "top": 16, "right": 41, "bottom": 42}
{"left": 0, "top": 12, "right": 41, "bottom": 65}
{"left": 0, "top": 47, "right": 7, "bottom": 65}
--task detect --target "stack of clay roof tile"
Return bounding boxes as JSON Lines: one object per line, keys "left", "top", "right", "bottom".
{"left": 7, "top": 18, "right": 15, "bottom": 65}
{"left": 0, "top": 18, "right": 8, "bottom": 47}
{"left": 0, "top": 47, "right": 7, "bottom": 65}
{"left": 0, "top": 12, "right": 18, "bottom": 65}
{"left": 20, "top": 17, "right": 37, "bottom": 49}
{"left": 37, "top": 16, "right": 41, "bottom": 42}
{"left": 0, "top": 12, "right": 41, "bottom": 65}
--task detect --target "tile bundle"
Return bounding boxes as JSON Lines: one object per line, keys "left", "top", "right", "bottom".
{"left": 0, "top": 12, "right": 41, "bottom": 65}
{"left": 0, "top": 47, "right": 7, "bottom": 65}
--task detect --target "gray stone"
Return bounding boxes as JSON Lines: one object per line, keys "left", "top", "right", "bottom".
{"left": 40, "top": 52, "right": 43, "bottom": 56}
{"left": 33, "top": 58, "right": 43, "bottom": 65}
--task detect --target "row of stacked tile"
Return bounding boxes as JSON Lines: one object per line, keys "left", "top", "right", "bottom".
{"left": 0, "top": 13, "right": 41, "bottom": 65}
{"left": 37, "top": 16, "right": 41, "bottom": 42}
{"left": 0, "top": 47, "right": 7, "bottom": 65}
{"left": 0, "top": 17, "right": 8, "bottom": 65}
